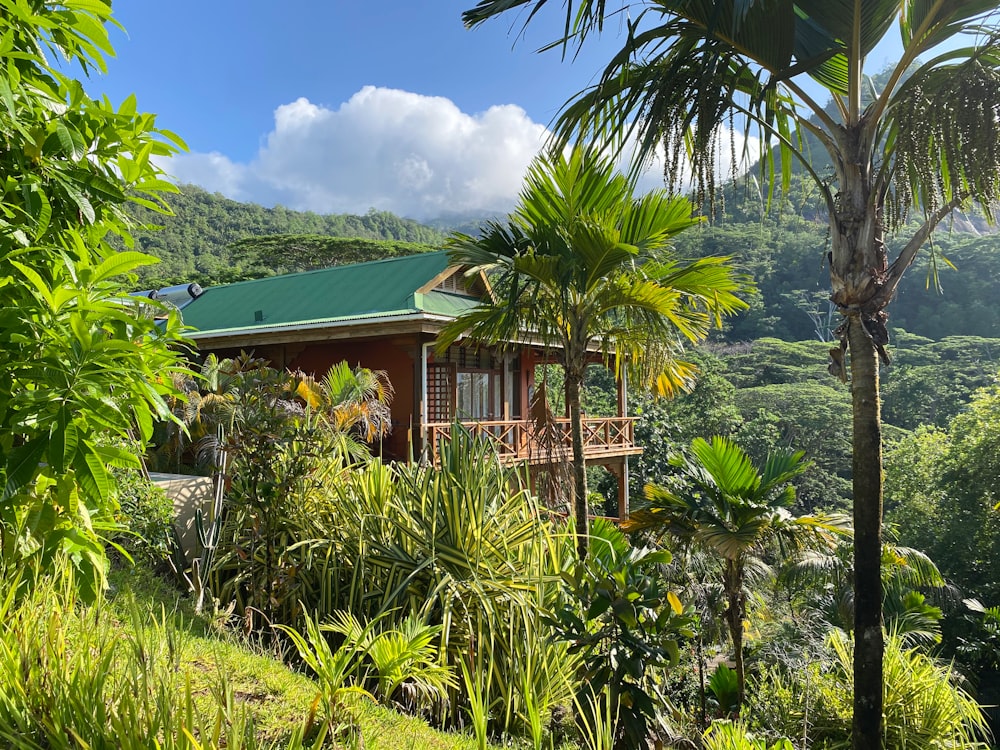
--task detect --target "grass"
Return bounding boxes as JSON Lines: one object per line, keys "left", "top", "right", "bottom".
{"left": 105, "top": 563, "right": 503, "bottom": 750}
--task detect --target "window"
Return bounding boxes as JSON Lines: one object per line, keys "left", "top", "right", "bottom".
{"left": 456, "top": 370, "right": 500, "bottom": 420}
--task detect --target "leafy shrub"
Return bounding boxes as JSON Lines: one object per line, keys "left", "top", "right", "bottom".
{"left": 112, "top": 467, "right": 175, "bottom": 565}
{"left": 0, "top": 0, "right": 190, "bottom": 603}
{"left": 178, "top": 355, "right": 394, "bottom": 626}
{"left": 749, "top": 631, "right": 991, "bottom": 749}
{"left": 549, "top": 519, "right": 693, "bottom": 750}
{"left": 276, "top": 612, "right": 374, "bottom": 747}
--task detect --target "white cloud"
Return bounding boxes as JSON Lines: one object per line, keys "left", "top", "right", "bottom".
{"left": 161, "top": 86, "right": 759, "bottom": 221}
{"left": 160, "top": 151, "right": 249, "bottom": 200}
{"left": 164, "top": 87, "right": 548, "bottom": 220}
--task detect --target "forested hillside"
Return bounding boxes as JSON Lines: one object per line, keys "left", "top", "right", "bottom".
{"left": 674, "top": 212, "right": 1000, "bottom": 342}
{"left": 133, "top": 182, "right": 1000, "bottom": 342}
{"left": 129, "top": 184, "right": 445, "bottom": 286}
{"left": 569, "top": 331, "right": 1000, "bottom": 517}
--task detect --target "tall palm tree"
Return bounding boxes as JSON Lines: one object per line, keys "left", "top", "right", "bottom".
{"left": 438, "top": 146, "right": 749, "bottom": 558}
{"left": 462, "top": 3, "right": 1000, "bottom": 744}
{"left": 624, "top": 435, "right": 848, "bottom": 712}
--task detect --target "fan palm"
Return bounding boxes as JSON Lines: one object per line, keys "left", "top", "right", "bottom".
{"left": 438, "top": 146, "right": 749, "bottom": 558}
{"left": 624, "top": 435, "right": 848, "bottom": 711}
{"left": 462, "top": 2, "right": 1000, "bottom": 744}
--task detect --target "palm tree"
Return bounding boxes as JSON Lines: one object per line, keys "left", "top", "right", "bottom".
{"left": 623, "top": 435, "right": 848, "bottom": 711}
{"left": 297, "top": 361, "right": 395, "bottom": 463}
{"left": 462, "top": 3, "right": 1000, "bottom": 744}
{"left": 438, "top": 146, "right": 749, "bottom": 558}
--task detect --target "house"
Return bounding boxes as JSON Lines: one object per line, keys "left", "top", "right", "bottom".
{"left": 179, "top": 251, "right": 641, "bottom": 516}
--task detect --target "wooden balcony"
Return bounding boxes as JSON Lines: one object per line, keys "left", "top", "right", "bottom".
{"left": 424, "top": 416, "right": 642, "bottom": 467}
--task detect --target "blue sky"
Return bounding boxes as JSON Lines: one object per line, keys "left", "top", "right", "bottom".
{"left": 102, "top": 2, "right": 621, "bottom": 161}
{"left": 94, "top": 2, "right": 925, "bottom": 220}
{"left": 94, "top": 1, "right": 636, "bottom": 219}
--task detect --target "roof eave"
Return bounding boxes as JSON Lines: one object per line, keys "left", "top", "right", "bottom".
{"left": 187, "top": 311, "right": 457, "bottom": 349}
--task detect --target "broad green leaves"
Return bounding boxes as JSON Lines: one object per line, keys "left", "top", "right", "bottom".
{"left": 0, "top": 1, "right": 188, "bottom": 598}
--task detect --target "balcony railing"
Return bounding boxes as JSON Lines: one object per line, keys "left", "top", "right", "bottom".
{"left": 423, "top": 416, "right": 641, "bottom": 466}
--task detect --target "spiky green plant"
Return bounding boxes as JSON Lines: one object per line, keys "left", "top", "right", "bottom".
{"left": 292, "top": 426, "right": 577, "bottom": 739}
{"left": 275, "top": 612, "right": 375, "bottom": 747}
{"left": 751, "top": 630, "right": 991, "bottom": 749}
{"left": 325, "top": 610, "right": 456, "bottom": 711}
{"left": 703, "top": 721, "right": 794, "bottom": 750}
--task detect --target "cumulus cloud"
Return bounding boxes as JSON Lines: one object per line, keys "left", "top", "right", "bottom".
{"left": 165, "top": 87, "right": 548, "bottom": 219}
{"left": 160, "top": 151, "right": 249, "bottom": 200}
{"left": 163, "top": 86, "right": 759, "bottom": 221}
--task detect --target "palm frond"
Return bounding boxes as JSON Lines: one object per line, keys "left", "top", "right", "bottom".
{"left": 888, "top": 37, "right": 1000, "bottom": 224}
{"left": 901, "top": 0, "right": 999, "bottom": 49}
{"left": 689, "top": 435, "right": 762, "bottom": 497}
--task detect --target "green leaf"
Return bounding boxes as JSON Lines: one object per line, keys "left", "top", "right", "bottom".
{"left": 91, "top": 250, "right": 158, "bottom": 283}
{"left": 75, "top": 442, "right": 112, "bottom": 505}
{"left": 10, "top": 260, "right": 54, "bottom": 308}
{"left": 55, "top": 120, "right": 85, "bottom": 161}
{"left": 94, "top": 442, "right": 139, "bottom": 469}
{"left": 48, "top": 411, "right": 78, "bottom": 474}
{"left": 1, "top": 439, "right": 46, "bottom": 503}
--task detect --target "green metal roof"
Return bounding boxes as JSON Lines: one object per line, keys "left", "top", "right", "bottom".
{"left": 183, "top": 251, "right": 481, "bottom": 337}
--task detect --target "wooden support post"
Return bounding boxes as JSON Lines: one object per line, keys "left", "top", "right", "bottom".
{"left": 603, "top": 459, "right": 630, "bottom": 522}
{"left": 410, "top": 340, "right": 426, "bottom": 462}
{"left": 616, "top": 359, "right": 629, "bottom": 519}
{"left": 618, "top": 457, "right": 629, "bottom": 521}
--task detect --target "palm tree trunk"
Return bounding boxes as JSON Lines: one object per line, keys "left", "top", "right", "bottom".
{"left": 847, "top": 314, "right": 884, "bottom": 750}
{"left": 724, "top": 559, "right": 745, "bottom": 715}
{"left": 828, "top": 120, "right": 886, "bottom": 750}
{"left": 566, "top": 367, "right": 589, "bottom": 559}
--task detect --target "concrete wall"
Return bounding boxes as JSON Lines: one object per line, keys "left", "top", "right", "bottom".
{"left": 150, "top": 472, "right": 215, "bottom": 564}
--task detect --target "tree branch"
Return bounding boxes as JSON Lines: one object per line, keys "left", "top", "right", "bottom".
{"left": 873, "top": 196, "right": 964, "bottom": 308}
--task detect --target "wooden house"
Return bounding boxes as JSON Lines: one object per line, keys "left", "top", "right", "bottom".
{"left": 180, "top": 251, "right": 640, "bottom": 516}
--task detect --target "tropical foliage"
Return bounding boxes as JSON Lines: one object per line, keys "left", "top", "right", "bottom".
{"left": 461, "top": 2, "right": 1000, "bottom": 743}
{"left": 782, "top": 537, "right": 947, "bottom": 647}
{"left": 549, "top": 519, "right": 693, "bottom": 749}
{"left": 6, "top": 4, "right": 1000, "bottom": 749}
{"left": 440, "top": 146, "right": 749, "bottom": 556}
{"left": 166, "top": 357, "right": 393, "bottom": 624}
{"left": 887, "top": 377, "right": 1000, "bottom": 607}
{"left": 0, "top": 0, "right": 190, "bottom": 600}
{"left": 626, "top": 436, "right": 846, "bottom": 711}
{"left": 300, "top": 427, "right": 577, "bottom": 741}
{"left": 751, "top": 631, "right": 990, "bottom": 749}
